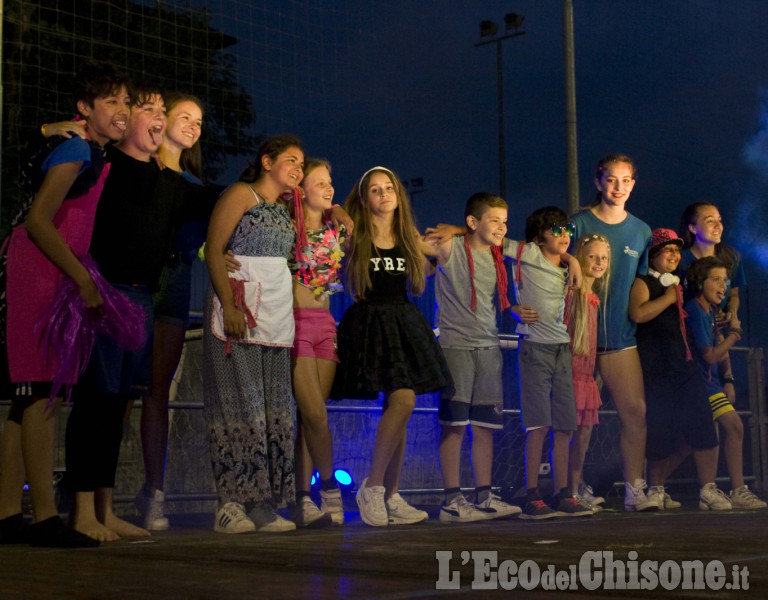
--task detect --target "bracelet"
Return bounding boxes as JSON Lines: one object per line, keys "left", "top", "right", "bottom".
{"left": 727, "top": 330, "right": 742, "bottom": 342}
{"left": 722, "top": 376, "right": 735, "bottom": 385}
{"left": 41, "top": 124, "right": 47, "bottom": 137}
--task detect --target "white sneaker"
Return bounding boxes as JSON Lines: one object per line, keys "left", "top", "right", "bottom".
{"left": 250, "top": 503, "right": 297, "bottom": 532}
{"left": 624, "top": 479, "right": 661, "bottom": 512}
{"left": 320, "top": 488, "right": 345, "bottom": 525}
{"left": 730, "top": 485, "right": 767, "bottom": 509}
{"left": 574, "top": 493, "right": 603, "bottom": 513}
{"left": 577, "top": 482, "right": 605, "bottom": 507}
{"left": 475, "top": 493, "right": 522, "bottom": 519}
{"left": 699, "top": 483, "right": 732, "bottom": 511}
{"left": 386, "top": 492, "right": 428, "bottom": 525}
{"left": 439, "top": 495, "right": 488, "bottom": 523}
{"left": 292, "top": 497, "right": 333, "bottom": 528}
{"left": 135, "top": 488, "right": 169, "bottom": 531}
{"left": 646, "top": 485, "right": 666, "bottom": 511}
{"left": 664, "top": 491, "right": 682, "bottom": 509}
{"left": 356, "top": 478, "right": 388, "bottom": 527}
{"left": 214, "top": 502, "right": 256, "bottom": 534}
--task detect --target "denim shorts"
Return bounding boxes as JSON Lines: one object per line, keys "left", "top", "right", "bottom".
{"left": 153, "top": 261, "right": 192, "bottom": 329}
{"left": 77, "top": 284, "right": 155, "bottom": 396}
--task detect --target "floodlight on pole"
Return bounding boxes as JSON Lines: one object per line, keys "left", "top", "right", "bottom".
{"left": 504, "top": 13, "right": 525, "bottom": 31}
{"left": 479, "top": 20, "right": 499, "bottom": 38}
{"left": 474, "top": 13, "right": 526, "bottom": 200}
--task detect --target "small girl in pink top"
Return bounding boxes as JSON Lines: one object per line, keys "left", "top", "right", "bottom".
{"left": 567, "top": 233, "right": 611, "bottom": 511}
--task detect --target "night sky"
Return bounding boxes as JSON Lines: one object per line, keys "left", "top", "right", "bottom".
{"left": 196, "top": 0, "right": 768, "bottom": 338}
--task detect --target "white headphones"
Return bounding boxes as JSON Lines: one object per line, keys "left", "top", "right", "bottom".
{"left": 648, "top": 268, "right": 679, "bottom": 287}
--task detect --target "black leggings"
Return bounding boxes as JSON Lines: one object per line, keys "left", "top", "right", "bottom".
{"left": 65, "top": 384, "right": 132, "bottom": 491}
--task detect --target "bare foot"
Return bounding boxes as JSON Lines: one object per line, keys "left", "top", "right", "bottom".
{"left": 72, "top": 516, "right": 120, "bottom": 542}
{"left": 102, "top": 514, "right": 150, "bottom": 538}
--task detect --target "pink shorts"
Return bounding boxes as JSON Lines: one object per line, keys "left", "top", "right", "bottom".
{"left": 291, "top": 308, "right": 339, "bottom": 362}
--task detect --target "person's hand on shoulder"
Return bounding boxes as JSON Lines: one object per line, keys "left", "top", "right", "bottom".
{"left": 424, "top": 223, "right": 466, "bottom": 247}
{"left": 41, "top": 120, "right": 87, "bottom": 140}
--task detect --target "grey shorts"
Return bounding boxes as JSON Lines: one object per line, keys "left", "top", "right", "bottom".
{"left": 517, "top": 340, "right": 576, "bottom": 431}
{"left": 438, "top": 346, "right": 504, "bottom": 429}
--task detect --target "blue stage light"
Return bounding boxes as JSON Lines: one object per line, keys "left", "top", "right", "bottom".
{"left": 334, "top": 469, "right": 353, "bottom": 486}
{"left": 334, "top": 468, "right": 354, "bottom": 494}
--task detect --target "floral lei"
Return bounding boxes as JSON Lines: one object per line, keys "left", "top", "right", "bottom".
{"left": 292, "top": 220, "right": 345, "bottom": 299}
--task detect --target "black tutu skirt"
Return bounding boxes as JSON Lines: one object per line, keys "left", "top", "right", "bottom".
{"left": 332, "top": 296, "right": 454, "bottom": 400}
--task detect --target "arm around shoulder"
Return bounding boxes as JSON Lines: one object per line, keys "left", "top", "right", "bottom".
{"left": 205, "top": 184, "right": 252, "bottom": 338}
{"left": 628, "top": 278, "right": 677, "bottom": 323}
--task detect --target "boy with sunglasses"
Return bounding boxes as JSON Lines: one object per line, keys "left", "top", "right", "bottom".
{"left": 509, "top": 206, "right": 591, "bottom": 519}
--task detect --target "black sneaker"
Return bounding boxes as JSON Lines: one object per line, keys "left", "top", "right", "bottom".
{"left": 519, "top": 497, "right": 558, "bottom": 520}
{"left": 0, "top": 513, "right": 28, "bottom": 544}
{"left": 552, "top": 492, "right": 593, "bottom": 518}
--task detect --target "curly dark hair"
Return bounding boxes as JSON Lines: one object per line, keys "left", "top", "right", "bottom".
{"left": 525, "top": 206, "right": 569, "bottom": 243}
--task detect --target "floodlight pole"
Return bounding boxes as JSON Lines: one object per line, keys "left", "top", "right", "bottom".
{"left": 475, "top": 28, "right": 525, "bottom": 201}
{"left": 563, "top": 0, "right": 580, "bottom": 214}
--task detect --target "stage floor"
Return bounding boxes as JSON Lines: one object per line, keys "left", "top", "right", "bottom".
{"left": 2, "top": 500, "right": 766, "bottom": 599}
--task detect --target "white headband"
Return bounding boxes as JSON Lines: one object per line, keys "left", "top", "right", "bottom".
{"left": 358, "top": 165, "right": 395, "bottom": 198}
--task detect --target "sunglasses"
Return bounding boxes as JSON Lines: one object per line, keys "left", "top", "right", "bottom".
{"left": 551, "top": 223, "right": 576, "bottom": 237}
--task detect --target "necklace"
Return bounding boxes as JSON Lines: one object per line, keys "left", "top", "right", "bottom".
{"left": 371, "top": 244, "right": 405, "bottom": 278}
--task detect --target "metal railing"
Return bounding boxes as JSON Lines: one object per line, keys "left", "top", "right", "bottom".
{"left": 1, "top": 337, "right": 765, "bottom": 510}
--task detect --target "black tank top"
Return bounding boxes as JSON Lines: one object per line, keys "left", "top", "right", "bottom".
{"left": 367, "top": 245, "right": 408, "bottom": 299}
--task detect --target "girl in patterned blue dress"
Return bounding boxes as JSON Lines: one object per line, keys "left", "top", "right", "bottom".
{"left": 203, "top": 136, "right": 304, "bottom": 534}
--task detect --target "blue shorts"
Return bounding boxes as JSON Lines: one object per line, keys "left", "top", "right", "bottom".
{"left": 77, "top": 285, "right": 155, "bottom": 397}
{"left": 438, "top": 346, "right": 504, "bottom": 429}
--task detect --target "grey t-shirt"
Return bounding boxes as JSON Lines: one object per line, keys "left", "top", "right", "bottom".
{"left": 436, "top": 235, "right": 501, "bottom": 349}
{"left": 506, "top": 240, "right": 570, "bottom": 345}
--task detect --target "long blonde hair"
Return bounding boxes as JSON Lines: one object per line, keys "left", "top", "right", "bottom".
{"left": 343, "top": 166, "right": 425, "bottom": 300}
{"left": 569, "top": 233, "right": 610, "bottom": 356}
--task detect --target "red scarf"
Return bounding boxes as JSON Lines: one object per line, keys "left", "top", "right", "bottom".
{"left": 291, "top": 188, "right": 309, "bottom": 264}
{"left": 674, "top": 284, "right": 693, "bottom": 362}
{"left": 464, "top": 234, "right": 510, "bottom": 312}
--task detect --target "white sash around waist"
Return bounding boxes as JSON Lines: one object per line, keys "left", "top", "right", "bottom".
{"left": 211, "top": 256, "right": 294, "bottom": 348}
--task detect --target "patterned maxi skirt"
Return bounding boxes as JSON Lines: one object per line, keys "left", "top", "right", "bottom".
{"left": 202, "top": 286, "right": 295, "bottom": 507}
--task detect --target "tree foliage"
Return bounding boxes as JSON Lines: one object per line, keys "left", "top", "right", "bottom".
{"left": 2, "top": 0, "right": 258, "bottom": 231}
